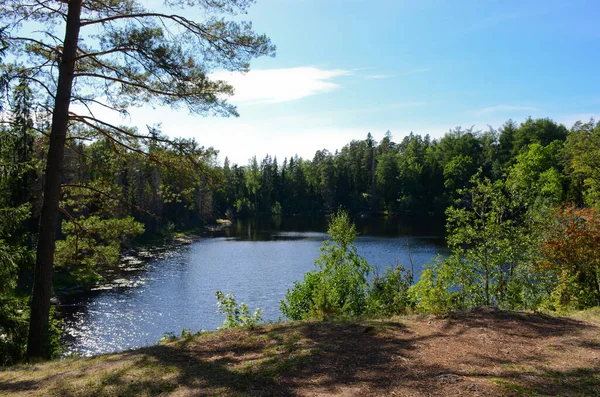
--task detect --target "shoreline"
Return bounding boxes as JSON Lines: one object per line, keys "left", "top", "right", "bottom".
{"left": 54, "top": 221, "right": 233, "bottom": 300}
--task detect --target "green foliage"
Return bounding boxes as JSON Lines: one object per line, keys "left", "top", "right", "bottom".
{"left": 408, "top": 173, "right": 545, "bottom": 315}
{"left": 410, "top": 256, "right": 475, "bottom": 315}
{"left": 159, "top": 331, "right": 178, "bottom": 343}
{"left": 410, "top": 254, "right": 544, "bottom": 316}
{"left": 0, "top": 83, "right": 38, "bottom": 365}
{"left": 280, "top": 210, "right": 373, "bottom": 320}
{"left": 55, "top": 216, "right": 144, "bottom": 287}
{"left": 159, "top": 328, "right": 195, "bottom": 344}
{"left": 512, "top": 117, "right": 568, "bottom": 157}
{"left": 180, "top": 328, "right": 193, "bottom": 339}
{"left": 47, "top": 308, "right": 64, "bottom": 360}
{"left": 375, "top": 151, "right": 401, "bottom": 211}
{"left": 565, "top": 119, "right": 600, "bottom": 207}
{"left": 0, "top": 296, "right": 28, "bottom": 366}
{"left": 2, "top": 0, "right": 275, "bottom": 359}
{"left": 366, "top": 264, "right": 414, "bottom": 316}
{"left": 213, "top": 118, "right": 585, "bottom": 221}
{"left": 216, "top": 291, "right": 263, "bottom": 329}
{"left": 443, "top": 154, "right": 474, "bottom": 190}
{"left": 0, "top": 205, "right": 32, "bottom": 292}
{"left": 507, "top": 142, "right": 564, "bottom": 205}
{"left": 445, "top": 173, "right": 540, "bottom": 310}
{"left": 160, "top": 222, "right": 176, "bottom": 243}
{"left": 0, "top": 301, "right": 62, "bottom": 365}
{"left": 234, "top": 197, "right": 253, "bottom": 216}
{"left": 271, "top": 201, "right": 282, "bottom": 215}
{"left": 246, "top": 156, "right": 261, "bottom": 214}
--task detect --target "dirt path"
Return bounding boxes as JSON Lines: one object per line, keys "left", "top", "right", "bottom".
{"left": 2, "top": 308, "right": 599, "bottom": 396}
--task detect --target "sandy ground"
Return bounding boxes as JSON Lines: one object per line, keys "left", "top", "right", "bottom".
{"left": 1, "top": 307, "right": 599, "bottom": 396}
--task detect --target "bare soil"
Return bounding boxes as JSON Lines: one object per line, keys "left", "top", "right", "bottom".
{"left": 1, "top": 307, "right": 599, "bottom": 396}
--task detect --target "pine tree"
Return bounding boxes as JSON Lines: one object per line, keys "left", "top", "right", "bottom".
{"left": 0, "top": 0, "right": 274, "bottom": 359}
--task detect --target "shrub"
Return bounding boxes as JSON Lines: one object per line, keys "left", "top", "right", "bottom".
{"left": 0, "top": 296, "right": 28, "bottom": 366}
{"left": 409, "top": 255, "right": 481, "bottom": 315}
{"left": 366, "top": 264, "right": 414, "bottom": 316}
{"left": 537, "top": 205, "right": 600, "bottom": 310}
{"left": 216, "top": 291, "right": 262, "bottom": 329}
{"left": 281, "top": 210, "right": 372, "bottom": 320}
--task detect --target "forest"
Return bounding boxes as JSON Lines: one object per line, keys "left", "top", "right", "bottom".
{"left": 1, "top": 0, "right": 600, "bottom": 371}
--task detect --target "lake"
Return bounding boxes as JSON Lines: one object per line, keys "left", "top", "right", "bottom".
{"left": 61, "top": 216, "right": 447, "bottom": 356}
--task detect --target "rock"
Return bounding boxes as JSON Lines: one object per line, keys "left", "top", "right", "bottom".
{"left": 91, "top": 285, "right": 114, "bottom": 291}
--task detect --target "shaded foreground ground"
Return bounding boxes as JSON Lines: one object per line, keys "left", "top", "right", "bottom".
{"left": 1, "top": 308, "right": 599, "bottom": 396}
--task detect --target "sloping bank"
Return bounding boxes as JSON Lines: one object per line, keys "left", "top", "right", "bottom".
{"left": 1, "top": 308, "right": 599, "bottom": 396}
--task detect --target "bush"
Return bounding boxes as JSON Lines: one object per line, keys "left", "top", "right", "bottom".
{"left": 536, "top": 205, "right": 600, "bottom": 311}
{"left": 216, "top": 291, "right": 262, "bottom": 329}
{"left": 159, "top": 328, "right": 194, "bottom": 344}
{"left": 280, "top": 210, "right": 372, "bottom": 320}
{"left": 366, "top": 265, "right": 414, "bottom": 316}
{"left": 410, "top": 255, "right": 490, "bottom": 315}
{"left": 0, "top": 296, "right": 28, "bottom": 366}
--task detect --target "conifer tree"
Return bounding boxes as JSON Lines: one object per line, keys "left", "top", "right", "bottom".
{"left": 0, "top": 0, "right": 274, "bottom": 359}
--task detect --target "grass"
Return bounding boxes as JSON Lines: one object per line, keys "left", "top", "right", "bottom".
{"left": 570, "top": 306, "right": 600, "bottom": 323}
{"left": 491, "top": 378, "right": 540, "bottom": 396}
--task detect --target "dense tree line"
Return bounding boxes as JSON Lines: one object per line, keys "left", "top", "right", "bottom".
{"left": 214, "top": 117, "right": 584, "bottom": 220}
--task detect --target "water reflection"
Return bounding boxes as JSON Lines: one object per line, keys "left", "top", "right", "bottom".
{"left": 61, "top": 216, "right": 447, "bottom": 356}
{"left": 217, "top": 215, "right": 445, "bottom": 241}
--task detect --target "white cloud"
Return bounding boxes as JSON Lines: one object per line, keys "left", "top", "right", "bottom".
{"left": 67, "top": 97, "right": 435, "bottom": 165}
{"left": 365, "top": 74, "right": 394, "bottom": 80}
{"left": 468, "top": 105, "right": 538, "bottom": 117}
{"left": 210, "top": 67, "right": 351, "bottom": 104}
{"left": 161, "top": 115, "right": 374, "bottom": 165}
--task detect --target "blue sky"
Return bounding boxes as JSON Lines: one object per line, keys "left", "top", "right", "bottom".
{"left": 87, "top": 0, "right": 600, "bottom": 165}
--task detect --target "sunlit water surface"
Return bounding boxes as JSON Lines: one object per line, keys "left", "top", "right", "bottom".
{"left": 61, "top": 217, "right": 446, "bottom": 356}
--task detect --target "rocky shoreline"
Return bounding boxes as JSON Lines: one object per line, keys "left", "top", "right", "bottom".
{"left": 54, "top": 221, "right": 233, "bottom": 300}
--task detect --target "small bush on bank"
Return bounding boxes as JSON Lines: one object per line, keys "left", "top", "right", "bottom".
{"left": 216, "top": 291, "right": 263, "bottom": 329}
{"left": 280, "top": 210, "right": 373, "bottom": 320}
{"left": 366, "top": 264, "right": 414, "bottom": 316}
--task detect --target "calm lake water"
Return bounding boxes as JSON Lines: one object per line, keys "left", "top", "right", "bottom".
{"left": 61, "top": 216, "right": 447, "bottom": 356}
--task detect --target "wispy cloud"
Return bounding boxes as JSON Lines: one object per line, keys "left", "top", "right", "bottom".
{"left": 365, "top": 74, "right": 394, "bottom": 80}
{"left": 468, "top": 105, "right": 538, "bottom": 117}
{"left": 210, "top": 67, "right": 351, "bottom": 104}
{"left": 404, "top": 68, "right": 432, "bottom": 75}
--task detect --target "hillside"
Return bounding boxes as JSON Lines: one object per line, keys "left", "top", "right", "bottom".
{"left": 1, "top": 308, "right": 599, "bottom": 396}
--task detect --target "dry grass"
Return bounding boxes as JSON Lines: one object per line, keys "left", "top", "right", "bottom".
{"left": 1, "top": 308, "right": 599, "bottom": 396}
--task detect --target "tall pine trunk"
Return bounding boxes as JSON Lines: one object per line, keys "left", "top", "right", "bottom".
{"left": 27, "top": 0, "right": 82, "bottom": 360}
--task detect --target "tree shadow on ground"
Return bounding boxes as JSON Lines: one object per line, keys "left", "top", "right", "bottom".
{"left": 1, "top": 311, "right": 599, "bottom": 396}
